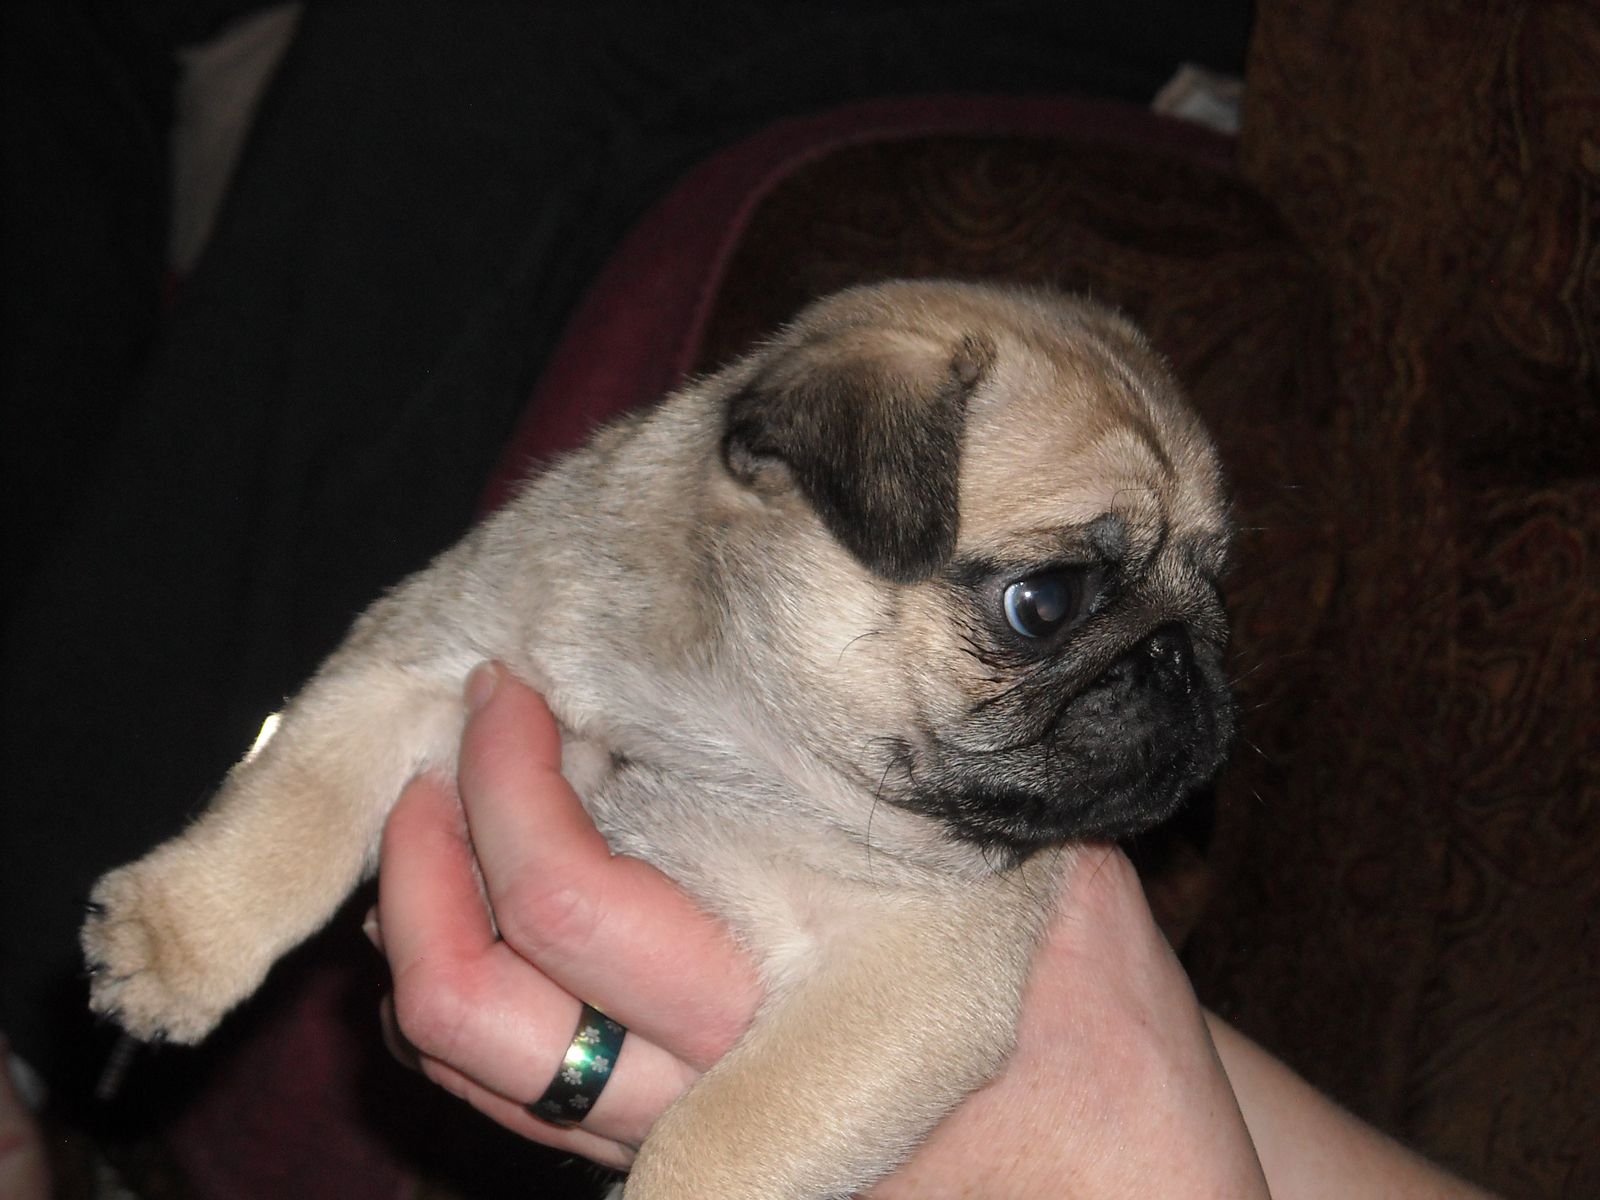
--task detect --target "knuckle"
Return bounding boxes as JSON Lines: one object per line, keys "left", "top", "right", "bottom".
{"left": 390, "top": 963, "right": 478, "bottom": 1062}
{"left": 493, "top": 872, "right": 598, "bottom": 958}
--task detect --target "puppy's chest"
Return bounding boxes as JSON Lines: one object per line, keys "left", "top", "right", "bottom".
{"left": 555, "top": 732, "right": 920, "bottom": 985}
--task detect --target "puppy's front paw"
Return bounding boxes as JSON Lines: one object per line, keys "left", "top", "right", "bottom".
{"left": 81, "top": 851, "right": 261, "bottom": 1044}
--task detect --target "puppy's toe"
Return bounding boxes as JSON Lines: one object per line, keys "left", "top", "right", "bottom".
{"left": 80, "top": 863, "right": 231, "bottom": 1044}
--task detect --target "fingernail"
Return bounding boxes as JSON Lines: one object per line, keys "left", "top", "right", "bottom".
{"left": 465, "top": 661, "right": 502, "bottom": 714}
{"left": 380, "top": 995, "right": 421, "bottom": 1071}
{"left": 361, "top": 907, "right": 383, "bottom": 952}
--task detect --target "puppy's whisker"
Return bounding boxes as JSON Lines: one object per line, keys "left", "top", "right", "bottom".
{"left": 1108, "top": 485, "right": 1159, "bottom": 510}
{"left": 1235, "top": 697, "right": 1282, "bottom": 715}
{"left": 1226, "top": 661, "right": 1273, "bottom": 687}
{"left": 1239, "top": 736, "right": 1274, "bottom": 765}
{"left": 978, "top": 841, "right": 1018, "bottom": 874}
{"left": 859, "top": 741, "right": 903, "bottom": 889}
{"left": 968, "top": 671, "right": 1047, "bottom": 716}
{"left": 1082, "top": 843, "right": 1119, "bottom": 893}
{"left": 834, "top": 629, "right": 886, "bottom": 670}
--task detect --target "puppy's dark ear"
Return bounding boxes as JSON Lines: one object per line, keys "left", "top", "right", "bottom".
{"left": 723, "top": 327, "right": 993, "bottom": 583}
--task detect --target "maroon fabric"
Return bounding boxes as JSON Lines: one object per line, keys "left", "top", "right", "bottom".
{"left": 167, "top": 930, "right": 410, "bottom": 1200}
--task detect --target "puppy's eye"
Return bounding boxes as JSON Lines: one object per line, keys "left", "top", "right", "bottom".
{"left": 1002, "top": 568, "right": 1100, "bottom": 639}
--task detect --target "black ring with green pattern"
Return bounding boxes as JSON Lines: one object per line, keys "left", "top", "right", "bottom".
{"left": 527, "top": 1003, "right": 627, "bottom": 1127}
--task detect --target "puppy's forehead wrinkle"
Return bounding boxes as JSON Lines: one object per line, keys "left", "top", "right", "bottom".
{"left": 1086, "top": 512, "right": 1130, "bottom": 560}
{"left": 951, "top": 511, "right": 1150, "bottom": 581}
{"left": 960, "top": 425, "right": 1181, "bottom": 560}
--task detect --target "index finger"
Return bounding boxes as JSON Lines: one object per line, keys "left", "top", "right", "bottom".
{"left": 457, "top": 663, "right": 761, "bottom": 1069}
{"left": 378, "top": 770, "right": 497, "bottom": 964}
{"left": 376, "top": 773, "right": 696, "bottom": 1144}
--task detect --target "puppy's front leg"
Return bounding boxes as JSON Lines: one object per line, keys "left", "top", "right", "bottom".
{"left": 627, "top": 857, "right": 1058, "bottom": 1200}
{"left": 82, "top": 586, "right": 483, "bottom": 1043}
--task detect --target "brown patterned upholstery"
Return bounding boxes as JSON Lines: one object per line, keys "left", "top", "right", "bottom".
{"left": 688, "top": 6, "right": 1599, "bottom": 1195}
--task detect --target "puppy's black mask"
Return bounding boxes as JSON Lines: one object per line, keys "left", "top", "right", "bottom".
{"left": 893, "top": 550, "right": 1235, "bottom": 856}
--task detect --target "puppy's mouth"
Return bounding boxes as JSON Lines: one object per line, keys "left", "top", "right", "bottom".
{"left": 895, "top": 625, "right": 1234, "bottom": 855}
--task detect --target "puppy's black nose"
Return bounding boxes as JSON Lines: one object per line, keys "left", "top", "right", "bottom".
{"left": 1144, "top": 624, "right": 1194, "bottom": 693}
{"left": 1102, "top": 624, "right": 1194, "bottom": 694}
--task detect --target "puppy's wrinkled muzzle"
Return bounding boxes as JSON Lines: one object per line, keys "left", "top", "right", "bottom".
{"left": 900, "top": 622, "right": 1232, "bottom": 854}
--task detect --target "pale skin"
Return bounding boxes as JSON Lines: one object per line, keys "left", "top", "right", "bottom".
{"left": 372, "top": 664, "right": 1497, "bottom": 1199}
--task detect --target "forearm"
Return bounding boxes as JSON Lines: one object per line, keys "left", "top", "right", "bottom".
{"left": 1205, "top": 1013, "right": 1498, "bottom": 1200}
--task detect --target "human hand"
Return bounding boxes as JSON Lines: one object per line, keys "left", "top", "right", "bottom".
{"left": 373, "top": 663, "right": 1268, "bottom": 1196}
{"left": 373, "top": 662, "right": 758, "bottom": 1169}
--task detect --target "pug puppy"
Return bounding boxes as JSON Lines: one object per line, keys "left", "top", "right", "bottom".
{"left": 82, "top": 280, "right": 1233, "bottom": 1199}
